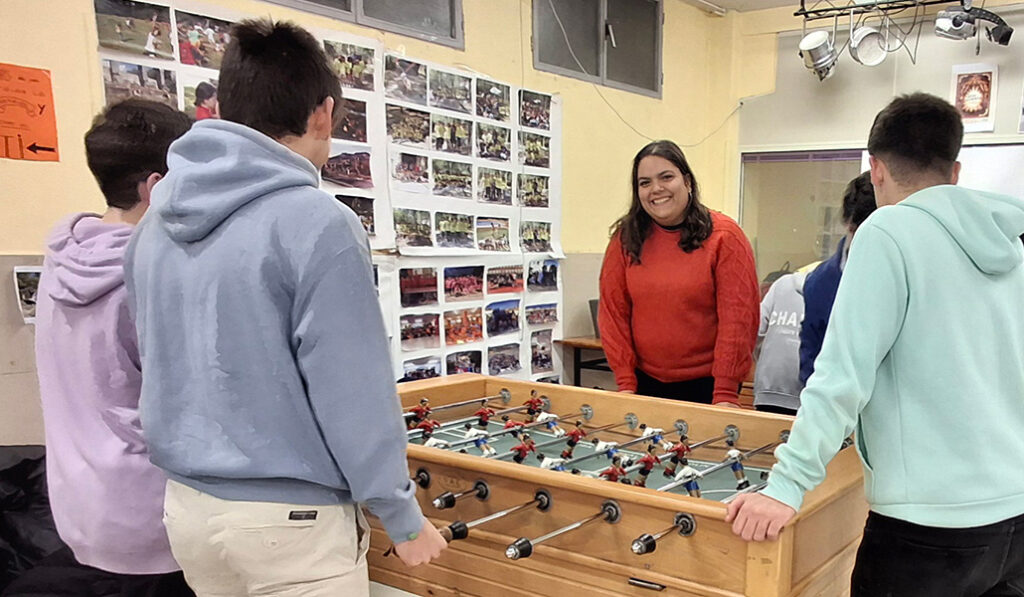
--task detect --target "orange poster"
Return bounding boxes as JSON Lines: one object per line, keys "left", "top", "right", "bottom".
{"left": 0, "top": 63, "right": 59, "bottom": 162}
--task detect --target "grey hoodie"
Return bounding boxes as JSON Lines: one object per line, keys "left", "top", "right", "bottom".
{"left": 125, "top": 119, "right": 423, "bottom": 542}
{"left": 754, "top": 271, "right": 808, "bottom": 412}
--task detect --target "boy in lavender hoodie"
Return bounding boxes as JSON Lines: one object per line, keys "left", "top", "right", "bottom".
{"left": 34, "top": 99, "right": 193, "bottom": 594}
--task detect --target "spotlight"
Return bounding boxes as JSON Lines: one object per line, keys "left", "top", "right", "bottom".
{"left": 936, "top": 5, "right": 1013, "bottom": 46}
{"left": 849, "top": 26, "right": 886, "bottom": 67}
{"left": 799, "top": 31, "right": 838, "bottom": 81}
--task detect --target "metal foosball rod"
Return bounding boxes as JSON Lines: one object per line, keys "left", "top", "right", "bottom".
{"left": 491, "top": 418, "right": 626, "bottom": 460}
{"left": 407, "top": 403, "right": 535, "bottom": 439}
{"left": 686, "top": 424, "right": 740, "bottom": 451}
{"left": 630, "top": 512, "right": 697, "bottom": 555}
{"left": 721, "top": 481, "right": 768, "bottom": 504}
{"left": 559, "top": 432, "right": 652, "bottom": 470}
{"left": 483, "top": 410, "right": 589, "bottom": 459}
{"left": 505, "top": 500, "right": 621, "bottom": 560}
{"left": 440, "top": 490, "right": 552, "bottom": 542}
{"left": 431, "top": 480, "right": 490, "bottom": 510}
{"left": 402, "top": 389, "right": 512, "bottom": 419}
{"left": 445, "top": 405, "right": 592, "bottom": 451}
{"left": 655, "top": 435, "right": 783, "bottom": 492}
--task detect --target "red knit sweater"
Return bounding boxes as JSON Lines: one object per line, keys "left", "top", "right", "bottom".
{"left": 598, "top": 211, "right": 760, "bottom": 404}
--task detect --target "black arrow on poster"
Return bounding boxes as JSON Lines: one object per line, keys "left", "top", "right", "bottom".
{"left": 27, "top": 142, "right": 55, "bottom": 154}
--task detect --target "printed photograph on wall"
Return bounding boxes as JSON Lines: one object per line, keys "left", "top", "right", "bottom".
{"left": 444, "top": 307, "right": 484, "bottom": 345}
{"left": 390, "top": 152, "right": 430, "bottom": 193}
{"left": 537, "top": 375, "right": 560, "bottom": 384}
{"left": 435, "top": 212, "right": 474, "bottom": 249}
{"left": 333, "top": 98, "right": 367, "bottom": 143}
{"left": 101, "top": 59, "right": 177, "bottom": 109}
{"left": 518, "top": 174, "right": 549, "bottom": 208}
{"left": 486, "top": 265, "right": 523, "bottom": 294}
{"left": 95, "top": 0, "right": 175, "bottom": 60}
{"left": 386, "top": 105, "right": 430, "bottom": 148}
{"left": 527, "top": 259, "right": 558, "bottom": 291}
{"left": 446, "top": 350, "right": 482, "bottom": 375}
{"left": 477, "top": 168, "right": 512, "bottom": 205}
{"left": 476, "top": 78, "right": 510, "bottom": 122}
{"left": 485, "top": 299, "right": 520, "bottom": 337}
{"left": 444, "top": 266, "right": 484, "bottom": 302}
{"left": 428, "top": 69, "right": 472, "bottom": 114}
{"left": 475, "top": 123, "right": 511, "bottom": 162}
{"left": 519, "top": 132, "right": 551, "bottom": 168}
{"left": 403, "top": 355, "right": 441, "bottom": 380}
{"left": 951, "top": 63, "right": 997, "bottom": 133}
{"left": 476, "top": 217, "right": 510, "bottom": 252}
{"left": 525, "top": 303, "right": 558, "bottom": 325}
{"left": 13, "top": 266, "right": 42, "bottom": 324}
{"left": 431, "top": 114, "right": 472, "bottom": 156}
{"left": 400, "top": 313, "right": 440, "bottom": 351}
{"left": 488, "top": 343, "right": 521, "bottom": 375}
{"left": 174, "top": 10, "right": 232, "bottom": 69}
{"left": 384, "top": 55, "right": 427, "bottom": 105}
{"left": 335, "top": 195, "right": 375, "bottom": 235}
{"left": 399, "top": 267, "right": 438, "bottom": 308}
{"left": 431, "top": 159, "right": 473, "bottom": 199}
{"left": 394, "top": 208, "right": 433, "bottom": 248}
{"left": 520, "top": 221, "right": 552, "bottom": 253}
{"left": 180, "top": 73, "right": 218, "bottom": 120}
{"left": 323, "top": 148, "right": 373, "bottom": 188}
{"left": 531, "top": 330, "right": 553, "bottom": 374}
{"left": 324, "top": 40, "right": 375, "bottom": 91}
{"left": 520, "top": 90, "right": 551, "bottom": 130}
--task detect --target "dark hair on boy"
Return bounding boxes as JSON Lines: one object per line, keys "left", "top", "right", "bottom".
{"left": 194, "top": 81, "right": 216, "bottom": 105}
{"left": 218, "top": 19, "right": 342, "bottom": 139}
{"left": 867, "top": 93, "right": 963, "bottom": 185}
{"left": 842, "top": 171, "right": 876, "bottom": 231}
{"left": 84, "top": 99, "right": 192, "bottom": 210}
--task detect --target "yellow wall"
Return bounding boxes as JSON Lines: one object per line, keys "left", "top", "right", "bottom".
{"left": 0, "top": 0, "right": 778, "bottom": 255}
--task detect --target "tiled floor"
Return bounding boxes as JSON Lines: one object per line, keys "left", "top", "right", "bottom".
{"left": 370, "top": 581, "right": 419, "bottom": 596}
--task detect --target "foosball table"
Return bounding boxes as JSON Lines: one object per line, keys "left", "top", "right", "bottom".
{"left": 368, "top": 374, "right": 867, "bottom": 597}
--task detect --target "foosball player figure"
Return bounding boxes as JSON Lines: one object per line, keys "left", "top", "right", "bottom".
{"left": 422, "top": 429, "right": 449, "bottom": 449}
{"left": 501, "top": 414, "right": 526, "bottom": 437}
{"left": 561, "top": 421, "right": 587, "bottom": 459}
{"left": 674, "top": 458, "right": 703, "bottom": 498}
{"left": 474, "top": 399, "right": 496, "bottom": 428}
{"left": 535, "top": 411, "right": 565, "bottom": 436}
{"left": 638, "top": 423, "right": 673, "bottom": 451}
{"left": 633, "top": 444, "right": 661, "bottom": 487}
{"left": 591, "top": 438, "right": 619, "bottom": 459}
{"left": 463, "top": 423, "right": 496, "bottom": 456}
{"left": 598, "top": 455, "right": 629, "bottom": 483}
{"left": 523, "top": 390, "right": 545, "bottom": 423}
{"left": 415, "top": 417, "right": 442, "bottom": 434}
{"left": 510, "top": 433, "right": 536, "bottom": 464}
{"left": 408, "top": 397, "right": 432, "bottom": 429}
{"left": 663, "top": 434, "right": 693, "bottom": 478}
{"left": 536, "top": 452, "right": 566, "bottom": 471}
{"left": 724, "top": 439, "right": 750, "bottom": 490}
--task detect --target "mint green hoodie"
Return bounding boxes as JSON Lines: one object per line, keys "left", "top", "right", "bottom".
{"left": 763, "top": 184, "right": 1024, "bottom": 528}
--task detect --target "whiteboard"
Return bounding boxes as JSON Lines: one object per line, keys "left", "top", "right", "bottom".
{"left": 861, "top": 145, "right": 1024, "bottom": 199}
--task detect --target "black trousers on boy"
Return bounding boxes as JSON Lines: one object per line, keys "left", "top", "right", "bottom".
{"left": 852, "top": 511, "right": 1024, "bottom": 597}
{"left": 635, "top": 369, "right": 714, "bottom": 404}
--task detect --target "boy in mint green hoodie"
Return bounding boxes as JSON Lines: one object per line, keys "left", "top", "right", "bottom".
{"left": 727, "top": 93, "right": 1024, "bottom": 596}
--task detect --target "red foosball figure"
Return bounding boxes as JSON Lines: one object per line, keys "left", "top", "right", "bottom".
{"left": 415, "top": 418, "right": 441, "bottom": 434}
{"left": 663, "top": 434, "right": 693, "bottom": 478}
{"left": 523, "top": 390, "right": 545, "bottom": 422}
{"left": 408, "top": 397, "right": 432, "bottom": 429}
{"left": 599, "top": 455, "right": 628, "bottom": 483}
{"left": 510, "top": 433, "right": 536, "bottom": 464}
{"left": 633, "top": 444, "right": 661, "bottom": 487}
{"left": 474, "top": 399, "right": 496, "bottom": 427}
{"left": 561, "top": 421, "right": 588, "bottom": 459}
{"left": 502, "top": 414, "right": 526, "bottom": 437}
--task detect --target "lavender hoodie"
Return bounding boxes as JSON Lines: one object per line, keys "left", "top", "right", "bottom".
{"left": 34, "top": 214, "right": 179, "bottom": 574}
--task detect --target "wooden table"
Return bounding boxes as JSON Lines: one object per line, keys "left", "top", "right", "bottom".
{"left": 555, "top": 335, "right": 610, "bottom": 387}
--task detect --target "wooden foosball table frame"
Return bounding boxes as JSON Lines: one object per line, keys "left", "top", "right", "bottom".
{"left": 368, "top": 374, "right": 867, "bottom": 597}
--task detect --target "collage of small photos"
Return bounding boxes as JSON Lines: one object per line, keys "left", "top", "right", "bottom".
{"left": 94, "top": 0, "right": 564, "bottom": 385}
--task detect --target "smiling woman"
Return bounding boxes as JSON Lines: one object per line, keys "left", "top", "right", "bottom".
{"left": 598, "top": 140, "right": 761, "bottom": 406}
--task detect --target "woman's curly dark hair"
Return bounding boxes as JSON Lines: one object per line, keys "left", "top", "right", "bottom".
{"left": 610, "top": 140, "right": 712, "bottom": 264}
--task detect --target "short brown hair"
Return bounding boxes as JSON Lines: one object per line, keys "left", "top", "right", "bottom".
{"left": 867, "top": 93, "right": 963, "bottom": 184}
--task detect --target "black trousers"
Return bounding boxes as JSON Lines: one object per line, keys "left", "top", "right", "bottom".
{"left": 635, "top": 369, "right": 714, "bottom": 404}
{"left": 852, "top": 512, "right": 1024, "bottom": 597}
{"left": 755, "top": 404, "right": 797, "bottom": 416}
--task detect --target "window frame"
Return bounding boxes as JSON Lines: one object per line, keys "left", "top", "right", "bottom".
{"left": 532, "top": 0, "right": 662, "bottom": 98}
{"left": 268, "top": 0, "right": 465, "bottom": 50}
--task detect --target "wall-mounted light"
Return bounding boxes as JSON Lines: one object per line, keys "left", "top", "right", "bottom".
{"left": 850, "top": 26, "right": 886, "bottom": 66}
{"left": 799, "top": 30, "right": 839, "bottom": 81}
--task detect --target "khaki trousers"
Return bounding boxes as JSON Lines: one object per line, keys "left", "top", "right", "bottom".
{"left": 163, "top": 480, "right": 370, "bottom": 597}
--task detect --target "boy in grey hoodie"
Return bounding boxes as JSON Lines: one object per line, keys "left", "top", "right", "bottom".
{"left": 753, "top": 271, "right": 807, "bottom": 415}
{"left": 125, "top": 19, "right": 445, "bottom": 595}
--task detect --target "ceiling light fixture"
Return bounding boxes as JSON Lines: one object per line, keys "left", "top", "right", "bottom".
{"left": 799, "top": 30, "right": 839, "bottom": 81}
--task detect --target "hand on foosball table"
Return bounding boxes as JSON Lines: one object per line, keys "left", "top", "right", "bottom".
{"left": 725, "top": 492, "right": 796, "bottom": 542}
{"left": 388, "top": 520, "right": 448, "bottom": 567}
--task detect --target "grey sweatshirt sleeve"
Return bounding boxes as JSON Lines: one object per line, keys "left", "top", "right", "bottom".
{"left": 291, "top": 239, "right": 425, "bottom": 543}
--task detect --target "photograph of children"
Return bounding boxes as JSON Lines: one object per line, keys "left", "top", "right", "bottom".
{"left": 324, "top": 40, "right": 374, "bottom": 91}
{"left": 477, "top": 168, "right": 512, "bottom": 205}
{"left": 185, "top": 79, "right": 218, "bottom": 120}
{"left": 435, "top": 212, "right": 474, "bottom": 249}
{"left": 519, "top": 132, "right": 551, "bottom": 168}
{"left": 174, "top": 10, "right": 232, "bottom": 69}
{"left": 13, "top": 267, "right": 42, "bottom": 324}
{"left": 403, "top": 355, "right": 441, "bottom": 380}
{"left": 521, "top": 221, "right": 553, "bottom": 253}
{"left": 431, "top": 115, "right": 472, "bottom": 156}
{"left": 399, "top": 267, "right": 438, "bottom": 308}
{"left": 333, "top": 98, "right": 367, "bottom": 142}
{"left": 95, "top": 0, "right": 174, "bottom": 60}
{"left": 400, "top": 313, "right": 440, "bottom": 352}
{"left": 444, "top": 266, "right": 484, "bottom": 302}
{"left": 431, "top": 159, "right": 473, "bottom": 199}
{"left": 446, "top": 350, "right": 482, "bottom": 375}
{"left": 335, "top": 195, "right": 375, "bottom": 236}
{"left": 385, "top": 55, "right": 427, "bottom": 105}
{"left": 445, "top": 307, "right": 484, "bottom": 346}
{"left": 391, "top": 152, "right": 430, "bottom": 193}
{"left": 475, "top": 124, "right": 511, "bottom": 162}
{"left": 102, "top": 59, "right": 177, "bottom": 109}
{"left": 531, "top": 330, "right": 553, "bottom": 374}
{"left": 486, "top": 265, "right": 524, "bottom": 294}
{"left": 488, "top": 343, "right": 521, "bottom": 376}
{"left": 322, "top": 149, "right": 373, "bottom": 188}
{"left": 527, "top": 259, "right": 558, "bottom": 291}
{"left": 386, "top": 105, "right": 430, "bottom": 148}
{"left": 394, "top": 208, "right": 433, "bottom": 248}
{"left": 537, "top": 375, "right": 560, "bottom": 384}
{"left": 486, "top": 299, "right": 520, "bottom": 337}
{"left": 525, "top": 303, "right": 558, "bottom": 325}
{"left": 476, "top": 217, "right": 511, "bottom": 252}
{"left": 518, "top": 174, "right": 549, "bottom": 208}
{"left": 428, "top": 70, "right": 472, "bottom": 114}
{"left": 520, "top": 90, "right": 552, "bottom": 130}
{"left": 476, "top": 78, "right": 510, "bottom": 122}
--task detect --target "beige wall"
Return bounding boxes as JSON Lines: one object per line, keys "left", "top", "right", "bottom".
{"left": 0, "top": 256, "right": 45, "bottom": 445}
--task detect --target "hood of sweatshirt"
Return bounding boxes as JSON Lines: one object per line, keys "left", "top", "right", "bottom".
{"left": 902, "top": 185, "right": 1024, "bottom": 276}
{"left": 150, "top": 119, "right": 321, "bottom": 243}
{"left": 44, "top": 214, "right": 133, "bottom": 307}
